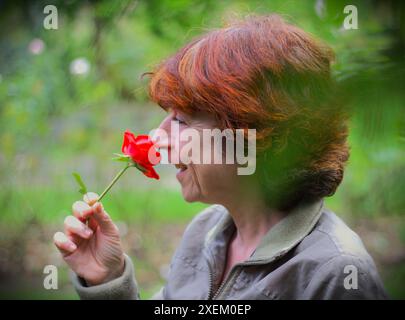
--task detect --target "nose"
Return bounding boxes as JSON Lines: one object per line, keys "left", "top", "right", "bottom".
{"left": 152, "top": 115, "right": 172, "bottom": 149}
{"left": 152, "top": 115, "right": 173, "bottom": 165}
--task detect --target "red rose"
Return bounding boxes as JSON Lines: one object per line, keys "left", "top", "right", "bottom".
{"left": 73, "top": 130, "right": 161, "bottom": 203}
{"left": 122, "top": 130, "right": 161, "bottom": 180}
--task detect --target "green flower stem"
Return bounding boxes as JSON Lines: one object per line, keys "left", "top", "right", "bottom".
{"left": 98, "top": 163, "right": 132, "bottom": 202}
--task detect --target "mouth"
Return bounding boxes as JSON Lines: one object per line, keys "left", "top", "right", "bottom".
{"left": 175, "top": 163, "right": 188, "bottom": 174}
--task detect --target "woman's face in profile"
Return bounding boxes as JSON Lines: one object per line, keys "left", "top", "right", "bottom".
{"left": 156, "top": 109, "right": 241, "bottom": 204}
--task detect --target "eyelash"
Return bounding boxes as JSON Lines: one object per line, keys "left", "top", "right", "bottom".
{"left": 173, "top": 115, "right": 186, "bottom": 125}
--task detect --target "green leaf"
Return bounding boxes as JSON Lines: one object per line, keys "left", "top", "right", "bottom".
{"left": 134, "top": 162, "right": 147, "bottom": 173}
{"left": 112, "top": 153, "right": 131, "bottom": 163}
{"left": 72, "top": 172, "right": 88, "bottom": 195}
{"left": 112, "top": 156, "right": 131, "bottom": 162}
{"left": 113, "top": 153, "right": 127, "bottom": 157}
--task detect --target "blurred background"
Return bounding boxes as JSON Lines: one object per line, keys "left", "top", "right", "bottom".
{"left": 0, "top": 0, "right": 404, "bottom": 299}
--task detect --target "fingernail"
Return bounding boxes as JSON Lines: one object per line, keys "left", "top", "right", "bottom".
{"left": 84, "top": 229, "right": 93, "bottom": 236}
{"left": 69, "top": 243, "right": 77, "bottom": 251}
{"left": 94, "top": 202, "right": 102, "bottom": 212}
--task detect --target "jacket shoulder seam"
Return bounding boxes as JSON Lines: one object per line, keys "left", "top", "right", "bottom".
{"left": 302, "top": 252, "right": 371, "bottom": 294}
{"left": 311, "top": 228, "right": 342, "bottom": 255}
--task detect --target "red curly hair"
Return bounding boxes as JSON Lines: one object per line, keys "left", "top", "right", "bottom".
{"left": 147, "top": 15, "right": 349, "bottom": 210}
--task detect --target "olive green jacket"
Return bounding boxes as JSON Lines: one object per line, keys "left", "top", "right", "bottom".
{"left": 71, "top": 199, "right": 388, "bottom": 299}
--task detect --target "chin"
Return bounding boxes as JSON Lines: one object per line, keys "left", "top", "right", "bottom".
{"left": 181, "top": 188, "right": 214, "bottom": 205}
{"left": 181, "top": 190, "right": 200, "bottom": 203}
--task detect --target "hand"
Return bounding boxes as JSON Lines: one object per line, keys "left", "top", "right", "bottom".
{"left": 53, "top": 192, "right": 125, "bottom": 286}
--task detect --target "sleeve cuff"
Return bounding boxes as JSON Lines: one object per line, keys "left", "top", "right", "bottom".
{"left": 70, "top": 254, "right": 140, "bottom": 300}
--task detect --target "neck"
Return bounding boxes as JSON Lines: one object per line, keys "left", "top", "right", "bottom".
{"left": 220, "top": 190, "right": 287, "bottom": 252}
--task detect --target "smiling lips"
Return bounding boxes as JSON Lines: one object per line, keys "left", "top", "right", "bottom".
{"left": 175, "top": 163, "right": 188, "bottom": 173}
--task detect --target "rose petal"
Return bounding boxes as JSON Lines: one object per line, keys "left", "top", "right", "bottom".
{"left": 121, "top": 130, "right": 161, "bottom": 180}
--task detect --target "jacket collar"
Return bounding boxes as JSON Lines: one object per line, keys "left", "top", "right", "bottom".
{"left": 204, "top": 198, "right": 324, "bottom": 264}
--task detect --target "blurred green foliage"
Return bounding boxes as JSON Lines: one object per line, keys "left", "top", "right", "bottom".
{"left": 0, "top": 0, "right": 404, "bottom": 299}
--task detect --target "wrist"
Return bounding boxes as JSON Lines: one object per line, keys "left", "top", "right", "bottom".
{"left": 85, "top": 256, "right": 126, "bottom": 286}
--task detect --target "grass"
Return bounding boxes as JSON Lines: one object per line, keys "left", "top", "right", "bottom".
{"left": 0, "top": 186, "right": 206, "bottom": 300}
{"left": 0, "top": 186, "right": 208, "bottom": 226}
{"left": 0, "top": 187, "right": 404, "bottom": 299}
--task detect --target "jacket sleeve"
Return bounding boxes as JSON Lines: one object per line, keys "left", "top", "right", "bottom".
{"left": 70, "top": 254, "right": 141, "bottom": 300}
{"left": 302, "top": 254, "right": 389, "bottom": 300}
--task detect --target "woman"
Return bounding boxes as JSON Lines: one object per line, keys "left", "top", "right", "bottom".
{"left": 53, "top": 15, "right": 387, "bottom": 299}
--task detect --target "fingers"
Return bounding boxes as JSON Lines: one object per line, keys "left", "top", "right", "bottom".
{"left": 83, "top": 192, "right": 99, "bottom": 206}
{"left": 53, "top": 231, "right": 77, "bottom": 257}
{"left": 64, "top": 215, "right": 93, "bottom": 239}
{"left": 90, "top": 202, "right": 118, "bottom": 234}
{"left": 71, "top": 192, "right": 100, "bottom": 220}
{"left": 72, "top": 200, "right": 93, "bottom": 221}
{"left": 72, "top": 193, "right": 117, "bottom": 235}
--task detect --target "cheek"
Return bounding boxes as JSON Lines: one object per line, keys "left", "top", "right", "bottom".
{"left": 178, "top": 131, "right": 203, "bottom": 161}
{"left": 192, "top": 164, "right": 236, "bottom": 191}
{"left": 190, "top": 164, "right": 209, "bottom": 188}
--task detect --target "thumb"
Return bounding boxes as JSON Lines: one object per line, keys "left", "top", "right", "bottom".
{"left": 91, "top": 202, "right": 118, "bottom": 234}
{"left": 83, "top": 192, "right": 99, "bottom": 206}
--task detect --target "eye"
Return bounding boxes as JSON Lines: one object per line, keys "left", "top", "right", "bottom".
{"left": 172, "top": 113, "right": 187, "bottom": 125}
{"left": 174, "top": 117, "right": 186, "bottom": 125}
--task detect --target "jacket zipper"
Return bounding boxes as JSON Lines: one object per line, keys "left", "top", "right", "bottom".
{"left": 207, "top": 270, "right": 214, "bottom": 300}
{"left": 205, "top": 249, "right": 215, "bottom": 300}
{"left": 212, "top": 267, "right": 241, "bottom": 299}
{"left": 207, "top": 255, "right": 282, "bottom": 299}
{"left": 207, "top": 262, "right": 242, "bottom": 300}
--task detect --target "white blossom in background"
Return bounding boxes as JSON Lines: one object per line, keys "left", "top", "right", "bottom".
{"left": 315, "top": 0, "right": 326, "bottom": 19}
{"left": 69, "top": 57, "right": 90, "bottom": 76}
{"left": 28, "top": 38, "right": 45, "bottom": 55}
